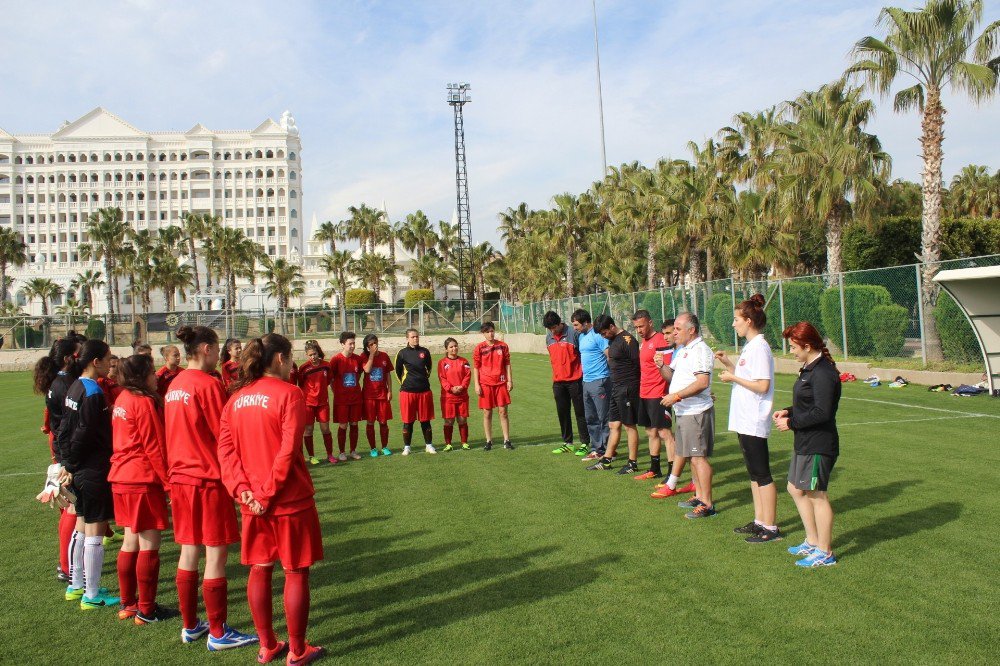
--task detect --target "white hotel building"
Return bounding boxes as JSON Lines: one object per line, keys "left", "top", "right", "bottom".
{"left": 0, "top": 107, "right": 304, "bottom": 315}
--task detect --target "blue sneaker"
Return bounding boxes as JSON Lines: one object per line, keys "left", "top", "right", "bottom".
{"left": 381, "top": 447, "right": 392, "bottom": 456}
{"left": 80, "top": 591, "right": 120, "bottom": 610}
{"left": 678, "top": 497, "right": 704, "bottom": 509}
{"left": 206, "top": 624, "right": 259, "bottom": 651}
{"left": 787, "top": 540, "right": 816, "bottom": 556}
{"left": 795, "top": 550, "right": 838, "bottom": 567}
{"left": 369, "top": 449, "right": 379, "bottom": 458}
{"left": 181, "top": 619, "right": 210, "bottom": 644}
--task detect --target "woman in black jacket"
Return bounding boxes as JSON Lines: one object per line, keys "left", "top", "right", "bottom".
{"left": 57, "top": 339, "right": 121, "bottom": 609}
{"left": 773, "top": 322, "right": 842, "bottom": 568}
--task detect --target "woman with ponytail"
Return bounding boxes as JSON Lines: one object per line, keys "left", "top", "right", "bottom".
{"left": 716, "top": 294, "right": 778, "bottom": 543}
{"left": 109, "top": 354, "right": 172, "bottom": 624}
{"left": 774, "top": 321, "right": 842, "bottom": 568}
{"left": 57, "top": 339, "right": 121, "bottom": 610}
{"left": 218, "top": 334, "right": 325, "bottom": 665}
{"left": 34, "top": 337, "right": 82, "bottom": 583}
{"left": 164, "top": 325, "right": 257, "bottom": 650}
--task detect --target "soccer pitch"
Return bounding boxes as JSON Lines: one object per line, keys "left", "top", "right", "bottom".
{"left": 2, "top": 353, "right": 997, "bottom": 664}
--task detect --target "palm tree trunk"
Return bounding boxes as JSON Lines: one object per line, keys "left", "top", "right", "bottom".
{"left": 388, "top": 237, "right": 397, "bottom": 303}
{"left": 0, "top": 263, "right": 7, "bottom": 304}
{"left": 919, "top": 86, "right": 945, "bottom": 362}
{"left": 565, "top": 241, "right": 575, "bottom": 299}
{"left": 646, "top": 223, "right": 657, "bottom": 291}
{"left": 188, "top": 238, "right": 201, "bottom": 310}
{"left": 339, "top": 286, "right": 347, "bottom": 331}
{"left": 688, "top": 246, "right": 701, "bottom": 312}
{"left": 824, "top": 206, "right": 844, "bottom": 276}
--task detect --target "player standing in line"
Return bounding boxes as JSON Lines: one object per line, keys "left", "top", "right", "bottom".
{"left": 588, "top": 316, "right": 640, "bottom": 472}
{"left": 631, "top": 310, "right": 673, "bottom": 479}
{"left": 109, "top": 354, "right": 173, "bottom": 623}
{"left": 98, "top": 355, "right": 124, "bottom": 405}
{"left": 542, "top": 312, "right": 590, "bottom": 456}
{"left": 439, "top": 337, "right": 472, "bottom": 451}
{"left": 329, "top": 332, "right": 365, "bottom": 461}
{"left": 218, "top": 334, "right": 325, "bottom": 665}
{"left": 220, "top": 338, "right": 243, "bottom": 391}
{"left": 716, "top": 295, "right": 778, "bottom": 541}
{"left": 156, "top": 345, "right": 182, "bottom": 398}
{"left": 57, "top": 339, "right": 120, "bottom": 610}
{"left": 297, "top": 340, "right": 333, "bottom": 465}
{"left": 360, "top": 334, "right": 394, "bottom": 457}
{"left": 395, "top": 328, "right": 436, "bottom": 456}
{"left": 571, "top": 310, "right": 610, "bottom": 462}
{"left": 164, "top": 326, "right": 257, "bottom": 650}
{"left": 472, "top": 322, "right": 513, "bottom": 451}
{"left": 651, "top": 319, "right": 695, "bottom": 498}
{"left": 34, "top": 337, "right": 82, "bottom": 583}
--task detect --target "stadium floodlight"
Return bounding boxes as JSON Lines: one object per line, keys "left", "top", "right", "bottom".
{"left": 447, "top": 82, "right": 473, "bottom": 326}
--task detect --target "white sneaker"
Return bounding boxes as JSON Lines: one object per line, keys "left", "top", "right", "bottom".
{"left": 349, "top": 451, "right": 362, "bottom": 460}
{"left": 402, "top": 446, "right": 411, "bottom": 456}
{"left": 425, "top": 444, "right": 437, "bottom": 455}
{"left": 337, "top": 453, "right": 348, "bottom": 462}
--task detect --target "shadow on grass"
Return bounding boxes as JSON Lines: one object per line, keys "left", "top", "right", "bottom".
{"left": 321, "top": 515, "right": 392, "bottom": 533}
{"left": 320, "top": 540, "right": 474, "bottom": 586}
{"left": 833, "top": 479, "right": 922, "bottom": 515}
{"left": 313, "top": 550, "right": 621, "bottom": 655}
{"left": 835, "top": 501, "right": 962, "bottom": 558}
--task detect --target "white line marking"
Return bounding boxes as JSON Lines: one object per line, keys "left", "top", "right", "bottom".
{"left": 837, "top": 414, "right": 985, "bottom": 427}
{"left": 774, "top": 389, "right": 1000, "bottom": 419}
{"left": 0, "top": 471, "right": 40, "bottom": 478}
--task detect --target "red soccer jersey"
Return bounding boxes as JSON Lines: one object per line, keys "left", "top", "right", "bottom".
{"left": 156, "top": 366, "right": 181, "bottom": 399}
{"left": 329, "top": 353, "right": 364, "bottom": 405}
{"left": 221, "top": 360, "right": 240, "bottom": 389}
{"left": 164, "top": 368, "right": 227, "bottom": 485}
{"left": 98, "top": 377, "right": 124, "bottom": 405}
{"left": 473, "top": 341, "right": 511, "bottom": 386}
{"left": 438, "top": 356, "right": 471, "bottom": 403}
{"left": 109, "top": 390, "right": 169, "bottom": 488}
{"left": 296, "top": 360, "right": 331, "bottom": 407}
{"left": 287, "top": 362, "right": 299, "bottom": 386}
{"left": 638, "top": 332, "right": 670, "bottom": 399}
{"left": 546, "top": 328, "right": 583, "bottom": 382}
{"left": 218, "top": 377, "right": 314, "bottom": 516}
{"left": 361, "top": 351, "right": 393, "bottom": 400}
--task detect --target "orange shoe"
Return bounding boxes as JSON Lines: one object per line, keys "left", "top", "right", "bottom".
{"left": 118, "top": 604, "right": 138, "bottom": 620}
{"left": 258, "top": 641, "right": 288, "bottom": 664}
{"left": 633, "top": 471, "right": 659, "bottom": 481}
{"left": 287, "top": 644, "right": 325, "bottom": 666}
{"left": 676, "top": 482, "right": 696, "bottom": 494}
{"left": 651, "top": 486, "right": 680, "bottom": 499}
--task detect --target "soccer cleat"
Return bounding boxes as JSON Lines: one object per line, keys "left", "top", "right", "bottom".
{"left": 746, "top": 527, "right": 783, "bottom": 543}
{"left": 787, "top": 540, "right": 816, "bottom": 556}
{"left": 461, "top": 443, "right": 470, "bottom": 450}
{"left": 685, "top": 504, "right": 717, "bottom": 519}
{"left": 425, "top": 444, "right": 437, "bottom": 455}
{"left": 207, "top": 625, "right": 260, "bottom": 651}
{"left": 676, "top": 482, "right": 696, "bottom": 494}
{"left": 56, "top": 567, "right": 69, "bottom": 582}
{"left": 80, "top": 591, "right": 120, "bottom": 610}
{"left": 575, "top": 445, "right": 589, "bottom": 456}
{"left": 678, "top": 497, "right": 704, "bottom": 509}
{"left": 286, "top": 644, "right": 325, "bottom": 666}
{"left": 616, "top": 461, "right": 639, "bottom": 476}
{"left": 581, "top": 451, "right": 599, "bottom": 461}
{"left": 257, "top": 641, "right": 289, "bottom": 664}
{"left": 586, "top": 459, "right": 613, "bottom": 471}
{"left": 326, "top": 456, "right": 338, "bottom": 465}
{"left": 308, "top": 456, "right": 320, "bottom": 465}
{"left": 118, "top": 604, "right": 139, "bottom": 620}
{"left": 369, "top": 449, "right": 379, "bottom": 458}
{"left": 795, "top": 550, "right": 837, "bottom": 567}
{"left": 733, "top": 521, "right": 761, "bottom": 535}
{"left": 381, "top": 447, "right": 392, "bottom": 456}
{"left": 650, "top": 486, "right": 680, "bottom": 499}
{"left": 349, "top": 452, "right": 362, "bottom": 460}
{"left": 633, "top": 471, "right": 659, "bottom": 481}
{"left": 66, "top": 585, "right": 107, "bottom": 601}
{"left": 442, "top": 444, "right": 454, "bottom": 452}
{"left": 401, "top": 446, "right": 411, "bottom": 456}
{"left": 181, "top": 619, "right": 211, "bottom": 643}
{"left": 551, "top": 444, "right": 574, "bottom": 454}
{"left": 103, "top": 531, "right": 124, "bottom": 547}
{"left": 483, "top": 441, "right": 493, "bottom": 452}
{"left": 134, "top": 605, "right": 176, "bottom": 625}
{"left": 503, "top": 440, "right": 515, "bottom": 450}
{"left": 337, "top": 453, "right": 348, "bottom": 462}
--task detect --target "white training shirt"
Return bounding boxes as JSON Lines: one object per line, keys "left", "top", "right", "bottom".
{"left": 727, "top": 334, "right": 775, "bottom": 438}
{"left": 668, "top": 336, "right": 714, "bottom": 416}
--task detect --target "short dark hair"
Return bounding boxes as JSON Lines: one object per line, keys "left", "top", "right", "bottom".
{"left": 594, "top": 314, "right": 615, "bottom": 333}
{"left": 631, "top": 309, "right": 652, "bottom": 322}
{"left": 480, "top": 321, "right": 496, "bottom": 333}
{"left": 339, "top": 331, "right": 356, "bottom": 344}
{"left": 661, "top": 319, "right": 675, "bottom": 329}
{"left": 542, "top": 311, "right": 562, "bottom": 328}
{"left": 570, "top": 309, "right": 591, "bottom": 325}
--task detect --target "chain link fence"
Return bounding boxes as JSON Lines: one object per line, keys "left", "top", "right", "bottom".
{"left": 499, "top": 254, "right": 1000, "bottom": 367}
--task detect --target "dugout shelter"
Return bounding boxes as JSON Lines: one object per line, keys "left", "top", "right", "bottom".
{"left": 933, "top": 265, "right": 1000, "bottom": 395}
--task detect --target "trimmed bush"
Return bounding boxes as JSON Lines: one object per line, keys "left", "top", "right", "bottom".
{"left": 345, "top": 289, "right": 377, "bottom": 309}
{"left": 934, "top": 291, "right": 982, "bottom": 364}
{"left": 641, "top": 292, "right": 665, "bottom": 321}
{"left": 84, "top": 317, "right": 106, "bottom": 341}
{"left": 820, "top": 284, "right": 892, "bottom": 356}
{"left": 233, "top": 316, "right": 250, "bottom": 338}
{"left": 264, "top": 317, "right": 276, "bottom": 334}
{"left": 13, "top": 324, "right": 45, "bottom": 348}
{"left": 868, "top": 304, "right": 908, "bottom": 357}
{"left": 764, "top": 281, "right": 825, "bottom": 345}
{"left": 704, "top": 292, "right": 732, "bottom": 342}
{"left": 404, "top": 289, "right": 434, "bottom": 308}
{"left": 316, "top": 312, "right": 332, "bottom": 333}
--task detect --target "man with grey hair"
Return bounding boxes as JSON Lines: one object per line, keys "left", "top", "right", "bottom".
{"left": 659, "top": 312, "right": 717, "bottom": 519}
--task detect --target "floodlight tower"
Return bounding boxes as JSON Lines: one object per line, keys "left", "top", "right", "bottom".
{"left": 447, "top": 83, "right": 472, "bottom": 309}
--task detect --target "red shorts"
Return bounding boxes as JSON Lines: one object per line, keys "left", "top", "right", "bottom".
{"left": 334, "top": 402, "right": 363, "bottom": 424}
{"left": 112, "top": 483, "right": 169, "bottom": 532}
{"left": 170, "top": 481, "right": 240, "bottom": 547}
{"left": 241, "top": 505, "right": 324, "bottom": 569}
{"left": 364, "top": 398, "right": 393, "bottom": 423}
{"left": 305, "top": 403, "right": 330, "bottom": 423}
{"left": 478, "top": 384, "right": 512, "bottom": 410}
{"left": 399, "top": 391, "right": 434, "bottom": 422}
{"left": 441, "top": 398, "right": 470, "bottom": 419}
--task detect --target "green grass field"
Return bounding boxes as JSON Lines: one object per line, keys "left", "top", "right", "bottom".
{"left": 2, "top": 353, "right": 998, "bottom": 664}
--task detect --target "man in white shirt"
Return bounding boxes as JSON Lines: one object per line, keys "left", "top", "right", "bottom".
{"left": 659, "top": 312, "right": 717, "bottom": 519}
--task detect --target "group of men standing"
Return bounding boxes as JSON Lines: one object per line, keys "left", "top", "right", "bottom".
{"left": 543, "top": 308, "right": 719, "bottom": 518}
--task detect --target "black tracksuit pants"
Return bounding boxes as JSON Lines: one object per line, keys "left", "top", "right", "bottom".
{"left": 553, "top": 379, "right": 590, "bottom": 446}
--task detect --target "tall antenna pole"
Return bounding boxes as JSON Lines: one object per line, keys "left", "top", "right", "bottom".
{"left": 447, "top": 82, "right": 472, "bottom": 329}
{"left": 592, "top": 0, "right": 608, "bottom": 176}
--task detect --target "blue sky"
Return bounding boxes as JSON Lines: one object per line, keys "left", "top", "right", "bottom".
{"left": 2, "top": 0, "right": 999, "bottom": 249}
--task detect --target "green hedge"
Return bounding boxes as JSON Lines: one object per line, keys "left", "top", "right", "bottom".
{"left": 820, "top": 284, "right": 892, "bottom": 356}
{"left": 316, "top": 312, "right": 332, "bottom": 333}
{"left": 404, "top": 289, "right": 434, "bottom": 307}
{"left": 704, "top": 292, "right": 732, "bottom": 342}
{"left": 933, "top": 291, "right": 982, "bottom": 364}
{"left": 641, "top": 292, "right": 665, "bottom": 321}
{"left": 13, "top": 324, "right": 45, "bottom": 348}
{"left": 764, "top": 281, "right": 825, "bottom": 344}
{"left": 345, "top": 289, "right": 377, "bottom": 309}
{"left": 868, "top": 304, "right": 909, "bottom": 357}
{"left": 233, "top": 316, "right": 250, "bottom": 338}
{"left": 84, "top": 317, "right": 106, "bottom": 341}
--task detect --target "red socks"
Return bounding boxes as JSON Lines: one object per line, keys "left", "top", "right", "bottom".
{"left": 136, "top": 550, "right": 160, "bottom": 616}
{"left": 248, "top": 565, "right": 277, "bottom": 650}
{"left": 337, "top": 428, "right": 346, "bottom": 453}
{"left": 459, "top": 423, "right": 469, "bottom": 444}
{"left": 202, "top": 577, "right": 228, "bottom": 638}
{"left": 349, "top": 424, "right": 359, "bottom": 452}
{"left": 322, "top": 432, "right": 333, "bottom": 457}
{"left": 58, "top": 509, "right": 75, "bottom": 575}
{"left": 284, "top": 568, "right": 310, "bottom": 656}
{"left": 176, "top": 568, "right": 199, "bottom": 629}
{"left": 366, "top": 423, "right": 376, "bottom": 449}
{"left": 117, "top": 549, "right": 139, "bottom": 607}
{"left": 380, "top": 423, "right": 390, "bottom": 447}
{"left": 443, "top": 424, "right": 454, "bottom": 445}
{"left": 303, "top": 435, "right": 314, "bottom": 457}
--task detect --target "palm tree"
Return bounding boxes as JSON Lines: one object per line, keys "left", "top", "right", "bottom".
{"left": 129, "top": 229, "right": 157, "bottom": 317}
{"left": 314, "top": 220, "right": 345, "bottom": 254}
{"left": 371, "top": 210, "right": 398, "bottom": 302}
{"left": 342, "top": 204, "right": 384, "bottom": 255}
{"left": 152, "top": 255, "right": 193, "bottom": 311}
{"left": 0, "top": 227, "right": 27, "bottom": 305}
{"left": 78, "top": 207, "right": 128, "bottom": 342}
{"left": 407, "top": 254, "right": 453, "bottom": 292}
{"left": 55, "top": 297, "right": 89, "bottom": 327}
{"left": 319, "top": 250, "right": 354, "bottom": 329}
{"left": 467, "top": 241, "right": 498, "bottom": 302}
{"left": 349, "top": 252, "right": 398, "bottom": 297}
{"left": 22, "top": 278, "right": 63, "bottom": 316}
{"left": 949, "top": 164, "right": 999, "bottom": 217}
{"left": 437, "top": 220, "right": 462, "bottom": 266}
{"left": 398, "top": 210, "right": 439, "bottom": 260}
{"left": 846, "top": 0, "right": 1000, "bottom": 359}
{"left": 70, "top": 269, "right": 104, "bottom": 309}
{"left": 259, "top": 256, "right": 305, "bottom": 312}
{"left": 209, "top": 227, "right": 262, "bottom": 318}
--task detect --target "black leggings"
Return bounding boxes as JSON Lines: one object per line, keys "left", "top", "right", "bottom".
{"left": 738, "top": 434, "right": 773, "bottom": 486}
{"left": 552, "top": 380, "right": 589, "bottom": 446}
